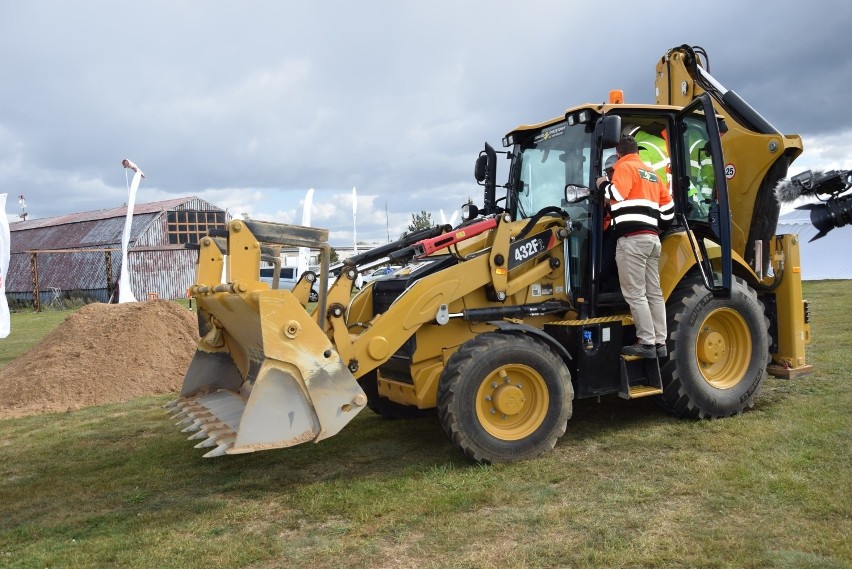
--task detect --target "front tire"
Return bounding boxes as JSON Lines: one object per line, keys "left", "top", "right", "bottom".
{"left": 437, "top": 332, "right": 573, "bottom": 464}
{"left": 659, "top": 275, "right": 770, "bottom": 418}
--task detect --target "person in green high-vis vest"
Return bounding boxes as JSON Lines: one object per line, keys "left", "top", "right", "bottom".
{"left": 686, "top": 123, "right": 715, "bottom": 218}
{"left": 685, "top": 118, "right": 729, "bottom": 219}
{"left": 624, "top": 125, "right": 670, "bottom": 188}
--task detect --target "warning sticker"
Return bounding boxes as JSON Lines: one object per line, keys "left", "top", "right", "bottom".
{"left": 531, "top": 283, "right": 553, "bottom": 297}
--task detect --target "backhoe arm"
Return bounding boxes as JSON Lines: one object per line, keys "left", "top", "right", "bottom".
{"left": 656, "top": 45, "right": 803, "bottom": 274}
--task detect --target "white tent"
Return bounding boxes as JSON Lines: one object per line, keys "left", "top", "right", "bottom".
{"left": 776, "top": 210, "right": 852, "bottom": 280}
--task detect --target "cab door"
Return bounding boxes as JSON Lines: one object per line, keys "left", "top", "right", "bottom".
{"left": 673, "top": 93, "right": 731, "bottom": 296}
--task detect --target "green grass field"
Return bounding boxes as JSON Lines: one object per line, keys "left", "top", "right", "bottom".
{"left": 0, "top": 282, "right": 849, "bottom": 568}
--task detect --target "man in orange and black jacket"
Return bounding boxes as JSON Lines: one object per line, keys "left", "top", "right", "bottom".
{"left": 595, "top": 135, "right": 674, "bottom": 358}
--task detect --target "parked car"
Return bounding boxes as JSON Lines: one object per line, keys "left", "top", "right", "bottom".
{"left": 361, "top": 265, "right": 402, "bottom": 285}
{"left": 260, "top": 267, "right": 319, "bottom": 302}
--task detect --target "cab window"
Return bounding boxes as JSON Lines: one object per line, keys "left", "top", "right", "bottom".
{"left": 681, "top": 118, "right": 716, "bottom": 223}
{"left": 513, "top": 122, "right": 591, "bottom": 219}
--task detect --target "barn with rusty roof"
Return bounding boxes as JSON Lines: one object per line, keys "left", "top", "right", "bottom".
{"left": 6, "top": 197, "right": 229, "bottom": 307}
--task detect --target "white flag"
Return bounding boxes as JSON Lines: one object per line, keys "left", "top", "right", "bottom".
{"left": 119, "top": 160, "right": 144, "bottom": 303}
{"left": 298, "top": 188, "right": 314, "bottom": 276}
{"left": 352, "top": 187, "right": 364, "bottom": 288}
{"left": 0, "top": 193, "right": 11, "bottom": 338}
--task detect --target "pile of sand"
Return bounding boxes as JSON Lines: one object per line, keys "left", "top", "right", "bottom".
{"left": 0, "top": 301, "right": 199, "bottom": 419}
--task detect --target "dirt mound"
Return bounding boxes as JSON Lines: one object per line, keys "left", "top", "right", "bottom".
{"left": 0, "top": 301, "right": 199, "bottom": 419}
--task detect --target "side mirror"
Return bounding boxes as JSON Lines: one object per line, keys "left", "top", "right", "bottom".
{"left": 474, "top": 155, "right": 488, "bottom": 183}
{"left": 475, "top": 142, "right": 498, "bottom": 215}
{"left": 601, "top": 115, "right": 622, "bottom": 149}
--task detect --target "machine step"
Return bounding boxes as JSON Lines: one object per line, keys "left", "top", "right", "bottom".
{"left": 626, "top": 385, "right": 664, "bottom": 398}
{"left": 618, "top": 355, "right": 664, "bottom": 400}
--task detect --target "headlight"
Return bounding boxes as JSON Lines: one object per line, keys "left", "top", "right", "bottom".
{"left": 461, "top": 203, "right": 480, "bottom": 221}
{"left": 564, "top": 185, "right": 591, "bottom": 204}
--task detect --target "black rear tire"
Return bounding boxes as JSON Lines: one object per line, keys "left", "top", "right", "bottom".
{"left": 437, "top": 332, "right": 572, "bottom": 464}
{"left": 658, "top": 275, "right": 770, "bottom": 418}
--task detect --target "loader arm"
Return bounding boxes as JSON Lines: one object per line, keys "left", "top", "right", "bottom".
{"left": 317, "top": 224, "right": 454, "bottom": 335}
{"left": 331, "top": 214, "right": 568, "bottom": 378}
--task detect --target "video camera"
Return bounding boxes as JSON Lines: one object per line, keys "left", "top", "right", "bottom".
{"left": 775, "top": 169, "right": 852, "bottom": 241}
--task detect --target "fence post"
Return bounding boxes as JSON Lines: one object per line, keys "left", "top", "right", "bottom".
{"left": 105, "top": 250, "right": 114, "bottom": 301}
{"left": 30, "top": 252, "right": 40, "bottom": 312}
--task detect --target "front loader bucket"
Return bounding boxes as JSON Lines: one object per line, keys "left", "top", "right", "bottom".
{"left": 169, "top": 290, "right": 366, "bottom": 458}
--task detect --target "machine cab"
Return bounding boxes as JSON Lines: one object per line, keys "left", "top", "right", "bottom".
{"left": 500, "top": 93, "right": 730, "bottom": 314}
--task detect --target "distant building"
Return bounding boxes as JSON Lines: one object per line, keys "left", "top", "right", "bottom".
{"left": 271, "top": 243, "right": 384, "bottom": 269}
{"left": 6, "top": 197, "right": 229, "bottom": 306}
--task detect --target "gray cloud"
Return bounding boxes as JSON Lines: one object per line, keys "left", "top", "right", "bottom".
{"left": 2, "top": 0, "right": 851, "bottom": 243}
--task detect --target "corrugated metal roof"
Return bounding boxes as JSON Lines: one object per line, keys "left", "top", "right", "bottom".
{"left": 10, "top": 214, "right": 159, "bottom": 254}
{"left": 8, "top": 196, "right": 225, "bottom": 253}
{"left": 9, "top": 196, "right": 197, "bottom": 232}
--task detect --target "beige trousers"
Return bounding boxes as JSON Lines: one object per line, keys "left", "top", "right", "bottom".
{"left": 615, "top": 233, "right": 667, "bottom": 346}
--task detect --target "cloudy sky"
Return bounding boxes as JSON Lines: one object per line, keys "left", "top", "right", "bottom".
{"left": 2, "top": 1, "right": 851, "bottom": 246}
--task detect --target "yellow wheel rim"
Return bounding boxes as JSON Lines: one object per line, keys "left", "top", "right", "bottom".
{"left": 475, "top": 364, "right": 549, "bottom": 441}
{"left": 695, "top": 307, "right": 751, "bottom": 389}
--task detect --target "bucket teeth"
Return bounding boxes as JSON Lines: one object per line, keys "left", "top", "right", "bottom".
{"left": 192, "top": 423, "right": 235, "bottom": 449}
{"left": 170, "top": 409, "right": 189, "bottom": 420}
{"left": 169, "top": 391, "right": 247, "bottom": 458}
{"left": 194, "top": 437, "right": 219, "bottom": 449}
{"left": 180, "top": 420, "right": 203, "bottom": 433}
{"left": 187, "top": 430, "right": 208, "bottom": 440}
{"left": 175, "top": 409, "right": 210, "bottom": 426}
{"left": 202, "top": 446, "right": 229, "bottom": 459}
{"left": 195, "top": 430, "right": 236, "bottom": 453}
{"left": 203, "top": 437, "right": 236, "bottom": 459}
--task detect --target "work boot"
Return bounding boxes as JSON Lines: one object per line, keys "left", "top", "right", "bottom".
{"left": 622, "top": 343, "right": 656, "bottom": 358}
{"left": 656, "top": 343, "right": 668, "bottom": 358}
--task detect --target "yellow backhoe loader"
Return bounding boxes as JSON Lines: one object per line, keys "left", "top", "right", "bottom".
{"left": 168, "top": 45, "right": 821, "bottom": 463}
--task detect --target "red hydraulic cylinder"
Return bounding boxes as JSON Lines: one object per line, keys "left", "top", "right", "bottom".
{"left": 412, "top": 218, "right": 498, "bottom": 257}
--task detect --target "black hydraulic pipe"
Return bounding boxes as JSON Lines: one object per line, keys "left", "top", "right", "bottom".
{"left": 344, "top": 225, "right": 450, "bottom": 267}
{"left": 387, "top": 246, "right": 417, "bottom": 264}
{"left": 461, "top": 300, "right": 570, "bottom": 322}
{"left": 720, "top": 90, "right": 778, "bottom": 135}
